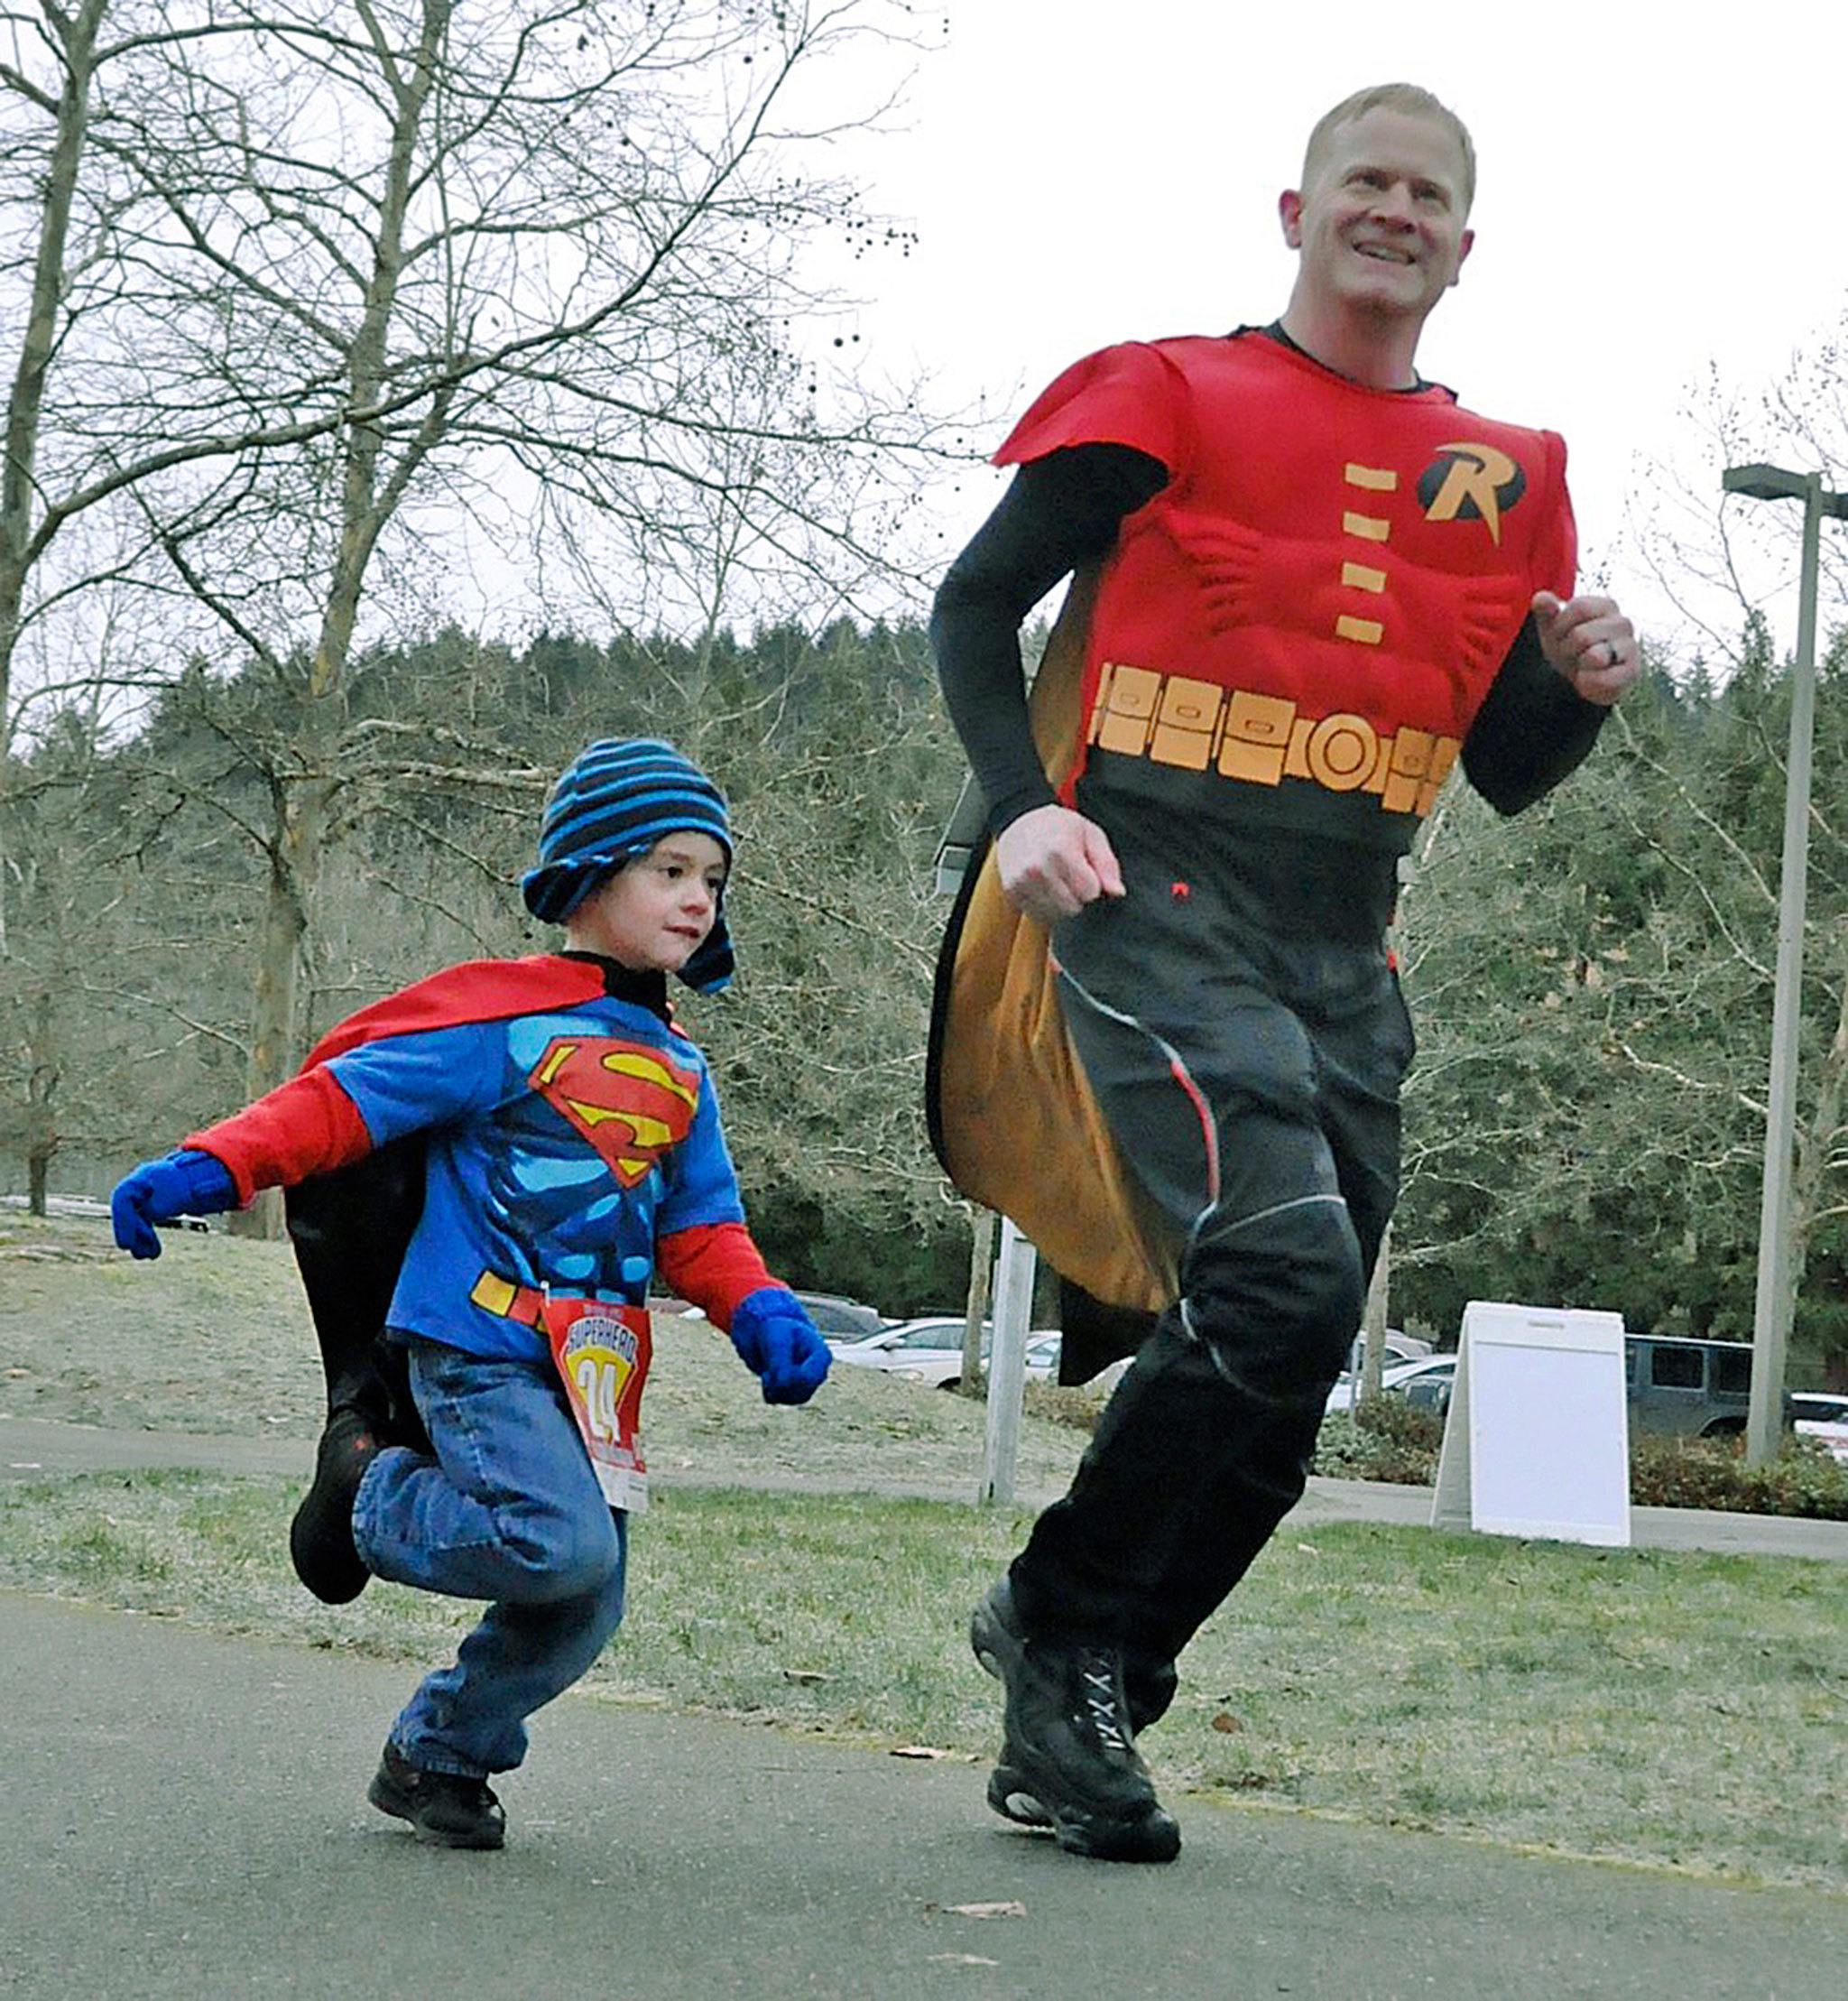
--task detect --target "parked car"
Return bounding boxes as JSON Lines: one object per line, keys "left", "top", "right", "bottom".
{"left": 1790, "top": 1391, "right": 1848, "bottom": 1465}
{"left": 1325, "top": 1353, "right": 1455, "bottom": 1415}
{"left": 827, "top": 1316, "right": 1061, "bottom": 1391}
{"left": 1023, "top": 1333, "right": 1065, "bottom": 1383}
{"left": 1011, "top": 1331, "right": 1137, "bottom": 1393}
{"left": 1623, "top": 1333, "right": 1754, "bottom": 1439}
{"left": 793, "top": 1292, "right": 887, "bottom": 1342}
{"left": 1344, "top": 1327, "right": 1432, "bottom": 1373}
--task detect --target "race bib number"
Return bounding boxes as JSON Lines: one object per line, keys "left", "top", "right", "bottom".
{"left": 543, "top": 1298, "right": 653, "bottom": 1514}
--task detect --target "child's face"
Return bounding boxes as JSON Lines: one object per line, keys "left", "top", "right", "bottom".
{"left": 565, "top": 832, "right": 728, "bottom": 975}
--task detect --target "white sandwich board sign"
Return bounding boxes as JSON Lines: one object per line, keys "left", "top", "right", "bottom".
{"left": 1430, "top": 1301, "right": 1631, "bottom": 1547}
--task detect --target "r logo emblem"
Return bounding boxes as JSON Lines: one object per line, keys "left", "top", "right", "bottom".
{"left": 1418, "top": 442, "right": 1526, "bottom": 546}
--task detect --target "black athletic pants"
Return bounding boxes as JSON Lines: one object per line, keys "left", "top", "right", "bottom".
{"left": 1008, "top": 795, "right": 1412, "bottom": 1670}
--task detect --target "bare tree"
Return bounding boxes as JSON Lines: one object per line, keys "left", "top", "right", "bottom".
{"left": 129, "top": 3, "right": 944, "bottom": 1117}
{"left": 4, "top": 0, "right": 133, "bottom": 957}
{"left": 2, "top": 1, "right": 950, "bottom": 1231}
{"left": 1622, "top": 333, "right": 1848, "bottom": 674}
{"left": 0, "top": 0, "right": 404, "bottom": 921}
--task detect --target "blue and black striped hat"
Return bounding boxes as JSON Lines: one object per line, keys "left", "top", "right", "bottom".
{"left": 522, "top": 738, "right": 735, "bottom": 992}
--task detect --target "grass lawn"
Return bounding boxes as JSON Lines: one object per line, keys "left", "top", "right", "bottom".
{"left": 4, "top": 1212, "right": 1846, "bottom": 1888}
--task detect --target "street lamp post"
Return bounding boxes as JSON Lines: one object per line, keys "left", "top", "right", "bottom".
{"left": 1720, "top": 463, "right": 1848, "bottom": 1468}
{"left": 934, "top": 780, "right": 1040, "bottom": 1505}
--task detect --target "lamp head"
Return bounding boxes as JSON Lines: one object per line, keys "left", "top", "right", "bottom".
{"left": 1723, "top": 463, "right": 1810, "bottom": 503}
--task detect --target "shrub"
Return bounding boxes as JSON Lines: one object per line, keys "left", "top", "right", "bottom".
{"left": 1354, "top": 1395, "right": 1445, "bottom": 1452}
{"left": 1629, "top": 1432, "right": 1848, "bottom": 1520}
{"left": 1030, "top": 1376, "right": 1848, "bottom": 1523}
{"left": 1313, "top": 1402, "right": 1442, "bottom": 1484}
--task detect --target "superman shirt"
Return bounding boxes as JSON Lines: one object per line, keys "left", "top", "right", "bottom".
{"left": 186, "top": 955, "right": 773, "bottom": 1364}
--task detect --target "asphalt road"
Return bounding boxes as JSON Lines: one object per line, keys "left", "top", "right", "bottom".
{"left": 4, "top": 1590, "right": 1843, "bottom": 2001}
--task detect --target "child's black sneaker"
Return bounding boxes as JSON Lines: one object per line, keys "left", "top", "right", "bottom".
{"left": 289, "top": 1409, "right": 382, "bottom": 1604}
{"left": 970, "top": 1579, "right": 1181, "bottom": 1864}
{"left": 367, "top": 1743, "right": 505, "bottom": 1850}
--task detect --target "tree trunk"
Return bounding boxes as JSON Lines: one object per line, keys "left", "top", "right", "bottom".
{"left": 1788, "top": 970, "right": 1848, "bottom": 1345}
{"left": 958, "top": 1206, "right": 996, "bottom": 1399}
{"left": 1358, "top": 1222, "right": 1391, "bottom": 1404}
{"left": 228, "top": 817, "right": 316, "bottom": 1240}
{"left": 24, "top": 985, "right": 58, "bottom": 1218}
{"left": 0, "top": 0, "right": 107, "bottom": 956}
{"left": 228, "top": 1, "right": 447, "bottom": 1240}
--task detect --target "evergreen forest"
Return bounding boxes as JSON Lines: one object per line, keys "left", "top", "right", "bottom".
{"left": 7, "top": 613, "right": 1848, "bottom": 1387}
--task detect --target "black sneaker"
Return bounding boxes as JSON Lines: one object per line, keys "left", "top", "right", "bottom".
{"left": 289, "top": 1409, "right": 382, "bottom": 1605}
{"left": 368, "top": 1743, "right": 505, "bottom": 1850}
{"left": 1126, "top": 1653, "right": 1179, "bottom": 1734}
{"left": 975, "top": 1579, "right": 1178, "bottom": 1732}
{"left": 984, "top": 1754, "right": 1053, "bottom": 1829}
{"left": 984, "top": 1644, "right": 1178, "bottom": 1834}
{"left": 970, "top": 1579, "right": 1181, "bottom": 1864}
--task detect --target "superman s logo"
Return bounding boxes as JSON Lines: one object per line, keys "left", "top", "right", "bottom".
{"left": 528, "top": 1037, "right": 701, "bottom": 1187}
{"left": 1418, "top": 441, "right": 1527, "bottom": 547}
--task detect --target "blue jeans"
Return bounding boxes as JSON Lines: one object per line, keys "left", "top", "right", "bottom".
{"left": 352, "top": 1339, "right": 627, "bottom": 1777}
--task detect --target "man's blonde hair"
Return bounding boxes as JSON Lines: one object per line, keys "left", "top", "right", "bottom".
{"left": 1301, "top": 83, "right": 1475, "bottom": 214}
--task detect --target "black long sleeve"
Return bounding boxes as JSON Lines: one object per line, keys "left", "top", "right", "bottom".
{"left": 1461, "top": 615, "right": 1609, "bottom": 815}
{"left": 930, "top": 444, "right": 1169, "bottom": 829}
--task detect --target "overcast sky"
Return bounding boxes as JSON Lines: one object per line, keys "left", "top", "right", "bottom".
{"left": 830, "top": 1, "right": 1848, "bottom": 660}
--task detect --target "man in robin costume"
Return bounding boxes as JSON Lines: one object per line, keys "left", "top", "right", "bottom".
{"left": 928, "top": 83, "right": 1642, "bottom": 1862}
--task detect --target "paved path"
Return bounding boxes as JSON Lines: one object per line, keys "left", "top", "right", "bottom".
{"left": 4, "top": 1591, "right": 1843, "bottom": 2000}
{"left": 5, "top": 1413, "right": 1846, "bottom": 1561}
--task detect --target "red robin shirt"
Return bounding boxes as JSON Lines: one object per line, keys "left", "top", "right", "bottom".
{"left": 996, "top": 331, "right": 1577, "bottom": 853}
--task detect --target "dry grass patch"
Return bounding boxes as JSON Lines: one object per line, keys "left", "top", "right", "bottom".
{"left": 0, "top": 1211, "right": 1086, "bottom": 1496}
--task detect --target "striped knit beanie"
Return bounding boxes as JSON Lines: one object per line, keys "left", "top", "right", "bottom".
{"left": 522, "top": 738, "right": 735, "bottom": 992}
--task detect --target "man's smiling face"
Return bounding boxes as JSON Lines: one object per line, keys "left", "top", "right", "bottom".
{"left": 1280, "top": 107, "right": 1474, "bottom": 329}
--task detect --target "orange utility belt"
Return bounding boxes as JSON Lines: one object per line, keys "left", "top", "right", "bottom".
{"left": 470, "top": 1269, "right": 554, "bottom": 1327}
{"left": 1087, "top": 662, "right": 1461, "bottom": 817}
{"left": 468, "top": 1270, "right": 651, "bottom": 1343}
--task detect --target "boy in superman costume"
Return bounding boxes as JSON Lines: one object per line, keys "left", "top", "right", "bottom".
{"left": 928, "top": 84, "right": 1644, "bottom": 1861}
{"left": 111, "top": 739, "right": 829, "bottom": 1848}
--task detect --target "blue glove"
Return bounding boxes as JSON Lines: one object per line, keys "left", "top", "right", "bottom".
{"left": 110, "top": 1149, "right": 238, "bottom": 1260}
{"left": 728, "top": 1286, "right": 832, "bottom": 1406}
